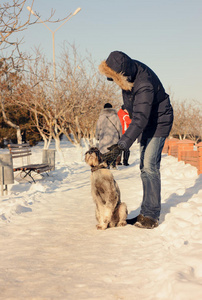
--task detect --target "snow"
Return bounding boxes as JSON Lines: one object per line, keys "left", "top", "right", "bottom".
{"left": 0, "top": 138, "right": 202, "bottom": 300}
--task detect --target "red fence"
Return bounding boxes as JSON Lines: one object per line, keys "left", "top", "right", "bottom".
{"left": 162, "top": 138, "right": 202, "bottom": 175}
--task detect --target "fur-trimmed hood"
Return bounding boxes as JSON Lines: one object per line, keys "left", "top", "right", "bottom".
{"left": 99, "top": 51, "right": 135, "bottom": 91}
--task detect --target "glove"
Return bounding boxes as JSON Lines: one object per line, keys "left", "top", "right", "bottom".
{"left": 102, "top": 144, "right": 122, "bottom": 166}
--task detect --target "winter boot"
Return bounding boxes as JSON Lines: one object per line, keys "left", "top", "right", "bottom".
{"left": 135, "top": 214, "right": 158, "bottom": 229}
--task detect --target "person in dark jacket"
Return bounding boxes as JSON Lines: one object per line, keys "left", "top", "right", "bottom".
{"left": 99, "top": 51, "right": 173, "bottom": 229}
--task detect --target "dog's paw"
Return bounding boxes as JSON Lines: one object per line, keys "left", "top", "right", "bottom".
{"left": 96, "top": 224, "right": 107, "bottom": 230}
{"left": 117, "top": 221, "right": 127, "bottom": 227}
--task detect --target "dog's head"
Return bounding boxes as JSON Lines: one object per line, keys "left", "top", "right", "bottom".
{"left": 85, "top": 147, "right": 103, "bottom": 167}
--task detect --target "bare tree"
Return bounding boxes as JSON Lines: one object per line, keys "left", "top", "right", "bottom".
{"left": 0, "top": 0, "right": 68, "bottom": 58}
{"left": 171, "top": 100, "right": 202, "bottom": 142}
{"left": 0, "top": 0, "right": 73, "bottom": 144}
{"left": 186, "top": 101, "right": 202, "bottom": 142}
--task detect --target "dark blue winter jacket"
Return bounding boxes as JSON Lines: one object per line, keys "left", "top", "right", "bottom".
{"left": 99, "top": 51, "right": 173, "bottom": 150}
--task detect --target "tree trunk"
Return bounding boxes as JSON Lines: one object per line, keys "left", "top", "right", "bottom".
{"left": 75, "top": 116, "right": 83, "bottom": 147}
{"left": 16, "top": 127, "right": 22, "bottom": 144}
{"left": 1, "top": 95, "right": 22, "bottom": 144}
{"left": 54, "top": 135, "right": 61, "bottom": 153}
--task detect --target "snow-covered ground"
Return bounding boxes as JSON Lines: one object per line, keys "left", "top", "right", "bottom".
{"left": 0, "top": 138, "right": 202, "bottom": 300}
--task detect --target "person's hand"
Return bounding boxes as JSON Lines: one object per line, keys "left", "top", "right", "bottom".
{"left": 102, "top": 144, "right": 122, "bottom": 165}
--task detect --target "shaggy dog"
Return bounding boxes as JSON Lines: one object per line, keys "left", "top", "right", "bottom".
{"left": 85, "top": 147, "right": 128, "bottom": 230}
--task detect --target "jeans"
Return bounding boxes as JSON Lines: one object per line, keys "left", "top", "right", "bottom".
{"left": 139, "top": 137, "right": 166, "bottom": 220}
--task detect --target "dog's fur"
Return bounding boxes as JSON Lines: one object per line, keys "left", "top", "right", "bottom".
{"left": 85, "top": 147, "right": 128, "bottom": 230}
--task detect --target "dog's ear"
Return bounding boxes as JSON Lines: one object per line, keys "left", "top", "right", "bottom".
{"left": 99, "top": 150, "right": 104, "bottom": 162}
{"left": 98, "top": 151, "right": 103, "bottom": 164}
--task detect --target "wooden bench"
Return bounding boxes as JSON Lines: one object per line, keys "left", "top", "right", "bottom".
{"left": 8, "top": 143, "right": 55, "bottom": 183}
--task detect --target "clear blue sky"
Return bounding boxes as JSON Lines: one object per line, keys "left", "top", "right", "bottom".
{"left": 19, "top": 0, "right": 202, "bottom": 103}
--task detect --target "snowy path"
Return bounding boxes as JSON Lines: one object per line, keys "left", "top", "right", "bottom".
{"left": 0, "top": 142, "right": 202, "bottom": 299}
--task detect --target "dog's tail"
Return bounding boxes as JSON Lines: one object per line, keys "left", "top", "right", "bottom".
{"left": 126, "top": 216, "right": 138, "bottom": 225}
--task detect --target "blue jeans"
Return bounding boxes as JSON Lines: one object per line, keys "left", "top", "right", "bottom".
{"left": 139, "top": 137, "right": 166, "bottom": 220}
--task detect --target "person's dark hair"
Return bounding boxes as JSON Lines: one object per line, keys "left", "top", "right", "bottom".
{"left": 104, "top": 103, "right": 112, "bottom": 108}
{"left": 121, "top": 104, "right": 125, "bottom": 110}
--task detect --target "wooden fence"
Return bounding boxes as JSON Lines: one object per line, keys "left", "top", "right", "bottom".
{"left": 162, "top": 138, "right": 202, "bottom": 175}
